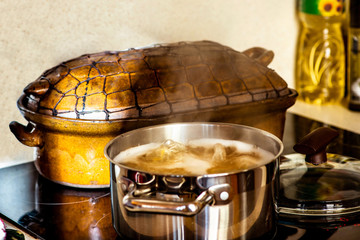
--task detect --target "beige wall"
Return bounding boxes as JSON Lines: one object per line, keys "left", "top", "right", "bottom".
{"left": 0, "top": 0, "right": 298, "bottom": 165}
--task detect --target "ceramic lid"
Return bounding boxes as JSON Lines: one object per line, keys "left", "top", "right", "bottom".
{"left": 20, "top": 41, "right": 292, "bottom": 120}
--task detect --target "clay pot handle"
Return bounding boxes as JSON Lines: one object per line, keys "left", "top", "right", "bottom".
{"left": 243, "top": 47, "right": 274, "bottom": 66}
{"left": 293, "top": 127, "right": 339, "bottom": 165}
{"left": 9, "top": 121, "right": 43, "bottom": 147}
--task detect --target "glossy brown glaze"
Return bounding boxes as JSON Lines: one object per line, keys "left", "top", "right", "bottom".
{"left": 10, "top": 41, "right": 297, "bottom": 188}
{"left": 22, "top": 41, "right": 291, "bottom": 120}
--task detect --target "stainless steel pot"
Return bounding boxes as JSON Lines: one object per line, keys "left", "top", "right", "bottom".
{"left": 105, "top": 123, "right": 283, "bottom": 240}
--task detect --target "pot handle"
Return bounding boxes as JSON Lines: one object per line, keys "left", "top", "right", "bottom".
{"left": 293, "top": 127, "right": 339, "bottom": 165}
{"left": 243, "top": 47, "right": 274, "bottom": 66}
{"left": 123, "top": 183, "right": 231, "bottom": 216}
{"left": 9, "top": 121, "right": 43, "bottom": 147}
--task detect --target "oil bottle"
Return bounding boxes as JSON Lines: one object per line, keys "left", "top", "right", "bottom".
{"left": 295, "top": 0, "right": 345, "bottom": 104}
{"left": 347, "top": 0, "right": 360, "bottom": 111}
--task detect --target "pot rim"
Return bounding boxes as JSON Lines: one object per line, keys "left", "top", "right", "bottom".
{"left": 17, "top": 89, "right": 298, "bottom": 125}
{"left": 105, "top": 122, "right": 284, "bottom": 177}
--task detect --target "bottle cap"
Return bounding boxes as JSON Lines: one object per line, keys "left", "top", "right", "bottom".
{"left": 350, "top": 0, "right": 360, "bottom": 28}
{"left": 299, "top": 0, "right": 344, "bottom": 17}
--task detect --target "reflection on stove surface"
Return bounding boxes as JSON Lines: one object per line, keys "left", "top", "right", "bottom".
{"left": 20, "top": 174, "right": 117, "bottom": 240}
{"left": 0, "top": 163, "right": 117, "bottom": 240}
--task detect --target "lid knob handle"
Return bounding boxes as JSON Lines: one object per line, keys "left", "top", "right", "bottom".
{"left": 293, "top": 127, "right": 339, "bottom": 165}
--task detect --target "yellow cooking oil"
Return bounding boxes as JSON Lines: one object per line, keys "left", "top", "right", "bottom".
{"left": 295, "top": 0, "right": 345, "bottom": 104}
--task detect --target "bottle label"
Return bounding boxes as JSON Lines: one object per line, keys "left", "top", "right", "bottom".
{"left": 299, "top": 0, "right": 344, "bottom": 16}
{"left": 349, "top": 33, "right": 360, "bottom": 105}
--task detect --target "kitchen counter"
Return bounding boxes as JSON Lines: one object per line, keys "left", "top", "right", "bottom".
{"left": 289, "top": 101, "right": 360, "bottom": 135}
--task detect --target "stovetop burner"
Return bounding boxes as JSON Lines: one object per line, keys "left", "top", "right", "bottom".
{"left": 0, "top": 113, "right": 359, "bottom": 240}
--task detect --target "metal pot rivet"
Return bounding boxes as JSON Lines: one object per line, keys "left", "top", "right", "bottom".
{"left": 220, "top": 191, "right": 229, "bottom": 201}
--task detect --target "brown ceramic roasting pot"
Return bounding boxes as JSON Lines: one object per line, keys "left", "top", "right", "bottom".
{"left": 10, "top": 40, "right": 297, "bottom": 188}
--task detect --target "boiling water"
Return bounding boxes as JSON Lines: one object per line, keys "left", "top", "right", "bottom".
{"left": 113, "top": 138, "right": 275, "bottom": 175}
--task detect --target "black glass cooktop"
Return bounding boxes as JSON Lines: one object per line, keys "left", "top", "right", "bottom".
{"left": 0, "top": 113, "right": 359, "bottom": 240}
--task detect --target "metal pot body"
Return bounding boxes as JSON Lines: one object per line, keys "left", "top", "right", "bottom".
{"left": 105, "top": 123, "right": 283, "bottom": 240}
